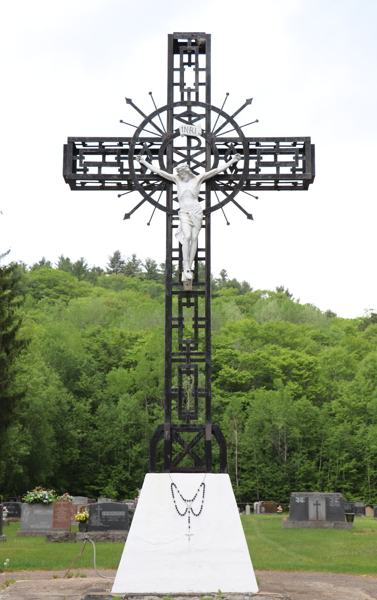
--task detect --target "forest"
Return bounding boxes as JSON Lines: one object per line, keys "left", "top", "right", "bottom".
{"left": 1, "top": 251, "right": 377, "bottom": 504}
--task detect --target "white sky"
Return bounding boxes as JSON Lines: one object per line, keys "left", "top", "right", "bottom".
{"left": 1, "top": 0, "right": 376, "bottom": 318}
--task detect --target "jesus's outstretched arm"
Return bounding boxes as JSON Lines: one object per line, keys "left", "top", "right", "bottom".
{"left": 136, "top": 156, "right": 176, "bottom": 183}
{"left": 200, "top": 154, "right": 241, "bottom": 183}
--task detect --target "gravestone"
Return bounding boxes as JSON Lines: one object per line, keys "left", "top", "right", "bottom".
{"left": 3, "top": 502, "right": 22, "bottom": 521}
{"left": 344, "top": 501, "right": 355, "bottom": 514}
{"left": 97, "top": 497, "right": 113, "bottom": 503}
{"left": 88, "top": 502, "right": 128, "bottom": 532}
{"left": 365, "top": 506, "right": 373, "bottom": 517}
{"left": 17, "top": 503, "right": 53, "bottom": 536}
{"left": 261, "top": 501, "right": 277, "bottom": 514}
{"left": 245, "top": 504, "right": 250, "bottom": 515}
{"left": 71, "top": 503, "right": 77, "bottom": 523}
{"left": 73, "top": 496, "right": 88, "bottom": 504}
{"left": 373, "top": 506, "right": 377, "bottom": 520}
{"left": 52, "top": 500, "right": 72, "bottom": 530}
{"left": 354, "top": 501, "right": 365, "bottom": 516}
{"left": 283, "top": 492, "right": 351, "bottom": 529}
{"left": 253, "top": 501, "right": 260, "bottom": 515}
{"left": 0, "top": 505, "right": 6, "bottom": 541}
{"left": 123, "top": 501, "right": 136, "bottom": 526}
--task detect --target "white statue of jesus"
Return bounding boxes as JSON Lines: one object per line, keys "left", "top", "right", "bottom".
{"left": 136, "top": 154, "right": 241, "bottom": 280}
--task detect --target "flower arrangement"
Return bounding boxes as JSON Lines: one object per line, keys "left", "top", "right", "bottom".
{"left": 75, "top": 510, "right": 89, "bottom": 523}
{"left": 23, "top": 486, "right": 56, "bottom": 504}
{"left": 56, "top": 493, "right": 74, "bottom": 502}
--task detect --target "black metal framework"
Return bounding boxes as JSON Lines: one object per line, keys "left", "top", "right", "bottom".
{"left": 64, "top": 136, "right": 314, "bottom": 194}
{"left": 63, "top": 32, "right": 315, "bottom": 474}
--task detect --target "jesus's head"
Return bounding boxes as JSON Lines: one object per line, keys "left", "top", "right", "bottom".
{"left": 175, "top": 163, "right": 194, "bottom": 182}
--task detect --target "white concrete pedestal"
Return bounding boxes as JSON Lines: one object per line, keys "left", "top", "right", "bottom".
{"left": 112, "top": 473, "right": 258, "bottom": 594}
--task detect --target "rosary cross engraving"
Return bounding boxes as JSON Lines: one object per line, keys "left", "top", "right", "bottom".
{"left": 63, "top": 32, "right": 315, "bottom": 474}
{"left": 171, "top": 480, "right": 206, "bottom": 539}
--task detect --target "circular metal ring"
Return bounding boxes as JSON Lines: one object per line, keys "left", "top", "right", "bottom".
{"left": 128, "top": 100, "right": 248, "bottom": 215}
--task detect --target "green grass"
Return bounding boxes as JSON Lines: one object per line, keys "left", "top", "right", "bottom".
{"left": 0, "top": 522, "right": 122, "bottom": 572}
{"left": 2, "top": 517, "right": 377, "bottom": 576}
{"left": 242, "top": 514, "right": 377, "bottom": 576}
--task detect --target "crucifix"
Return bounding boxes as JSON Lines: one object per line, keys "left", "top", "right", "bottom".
{"left": 63, "top": 32, "right": 315, "bottom": 475}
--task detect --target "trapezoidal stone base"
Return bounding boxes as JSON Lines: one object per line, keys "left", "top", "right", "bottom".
{"left": 282, "top": 520, "right": 352, "bottom": 529}
{"left": 112, "top": 473, "right": 258, "bottom": 595}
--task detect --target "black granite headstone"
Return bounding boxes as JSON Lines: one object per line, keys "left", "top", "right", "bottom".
{"left": 290, "top": 492, "right": 345, "bottom": 522}
{"left": 290, "top": 493, "right": 309, "bottom": 521}
{"left": 344, "top": 501, "right": 355, "bottom": 513}
{"left": 325, "top": 495, "right": 345, "bottom": 522}
{"left": 354, "top": 501, "right": 365, "bottom": 516}
{"left": 3, "top": 502, "right": 22, "bottom": 519}
{"left": 88, "top": 502, "right": 128, "bottom": 532}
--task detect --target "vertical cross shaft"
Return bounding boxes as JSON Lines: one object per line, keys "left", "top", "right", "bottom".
{"left": 154, "top": 32, "right": 222, "bottom": 473}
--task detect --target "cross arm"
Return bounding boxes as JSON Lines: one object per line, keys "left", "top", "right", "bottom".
{"left": 63, "top": 137, "right": 161, "bottom": 191}
{"left": 63, "top": 136, "right": 315, "bottom": 192}
{"left": 216, "top": 136, "right": 315, "bottom": 191}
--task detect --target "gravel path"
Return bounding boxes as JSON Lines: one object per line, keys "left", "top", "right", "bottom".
{"left": 256, "top": 570, "right": 377, "bottom": 600}
{"left": 1, "top": 569, "right": 377, "bottom": 600}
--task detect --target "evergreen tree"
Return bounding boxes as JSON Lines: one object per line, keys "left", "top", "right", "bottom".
{"left": 87, "top": 265, "right": 105, "bottom": 284}
{"left": 31, "top": 257, "right": 53, "bottom": 271}
{"left": 124, "top": 254, "right": 142, "bottom": 277}
{"left": 0, "top": 264, "right": 29, "bottom": 432}
{"left": 143, "top": 258, "right": 160, "bottom": 281}
{"left": 56, "top": 255, "right": 73, "bottom": 273}
{"left": 107, "top": 250, "right": 126, "bottom": 275}
{"left": 72, "top": 257, "right": 89, "bottom": 281}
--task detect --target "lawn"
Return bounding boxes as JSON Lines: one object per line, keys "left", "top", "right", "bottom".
{"left": 243, "top": 514, "right": 377, "bottom": 576}
{"left": 0, "top": 523, "right": 122, "bottom": 572}
{"left": 1, "top": 517, "right": 377, "bottom": 576}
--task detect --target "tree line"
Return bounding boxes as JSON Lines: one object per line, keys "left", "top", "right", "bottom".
{"left": 1, "top": 256, "right": 377, "bottom": 504}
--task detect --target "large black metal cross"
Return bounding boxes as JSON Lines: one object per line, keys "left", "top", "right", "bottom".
{"left": 63, "top": 32, "right": 315, "bottom": 474}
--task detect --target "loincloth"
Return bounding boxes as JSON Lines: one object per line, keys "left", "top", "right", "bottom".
{"left": 175, "top": 203, "right": 203, "bottom": 245}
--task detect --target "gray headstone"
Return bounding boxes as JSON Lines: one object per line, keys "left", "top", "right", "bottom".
{"left": 290, "top": 492, "right": 345, "bottom": 523}
{"left": 0, "top": 505, "right": 3, "bottom": 535}
{"left": 253, "top": 501, "right": 260, "bottom": 515}
{"left": 245, "top": 504, "right": 250, "bottom": 515}
{"left": 72, "top": 496, "right": 88, "bottom": 504}
{"left": 97, "top": 497, "right": 113, "bottom": 503}
{"left": 20, "top": 503, "right": 53, "bottom": 531}
{"left": 373, "top": 506, "right": 377, "bottom": 519}
{"left": 88, "top": 502, "right": 128, "bottom": 532}
{"left": 344, "top": 501, "right": 355, "bottom": 513}
{"left": 3, "top": 502, "right": 22, "bottom": 519}
{"left": 354, "top": 501, "right": 365, "bottom": 516}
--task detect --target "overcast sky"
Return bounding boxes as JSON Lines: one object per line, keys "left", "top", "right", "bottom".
{"left": 1, "top": 0, "right": 376, "bottom": 318}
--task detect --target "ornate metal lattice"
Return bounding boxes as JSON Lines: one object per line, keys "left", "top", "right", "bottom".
{"left": 63, "top": 32, "right": 315, "bottom": 474}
